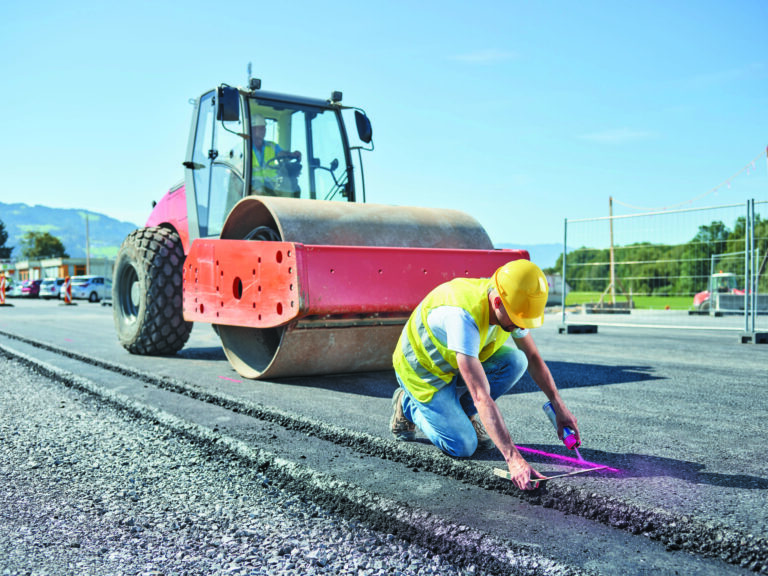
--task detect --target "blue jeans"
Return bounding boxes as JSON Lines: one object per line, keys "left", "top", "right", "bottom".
{"left": 396, "top": 346, "right": 528, "bottom": 457}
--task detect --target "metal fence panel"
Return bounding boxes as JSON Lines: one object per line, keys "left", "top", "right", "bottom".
{"left": 561, "top": 200, "right": 766, "bottom": 336}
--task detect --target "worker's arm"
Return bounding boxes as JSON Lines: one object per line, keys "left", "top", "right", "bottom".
{"left": 513, "top": 333, "right": 580, "bottom": 445}
{"left": 456, "top": 352, "right": 543, "bottom": 490}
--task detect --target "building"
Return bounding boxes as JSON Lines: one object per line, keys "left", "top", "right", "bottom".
{"left": 2, "top": 257, "right": 114, "bottom": 282}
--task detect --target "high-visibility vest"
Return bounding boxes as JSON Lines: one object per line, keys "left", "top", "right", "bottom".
{"left": 251, "top": 142, "right": 279, "bottom": 185}
{"left": 392, "top": 277, "right": 510, "bottom": 403}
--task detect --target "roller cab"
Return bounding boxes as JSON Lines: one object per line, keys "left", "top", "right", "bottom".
{"left": 182, "top": 82, "right": 372, "bottom": 245}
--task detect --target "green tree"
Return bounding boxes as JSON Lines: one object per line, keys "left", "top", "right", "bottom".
{"left": 755, "top": 216, "right": 768, "bottom": 291}
{"left": 615, "top": 242, "right": 675, "bottom": 296}
{"left": 556, "top": 246, "right": 610, "bottom": 292}
{"left": 0, "top": 219, "right": 12, "bottom": 259}
{"left": 19, "top": 231, "right": 69, "bottom": 259}
{"left": 677, "top": 220, "right": 731, "bottom": 294}
{"left": 731, "top": 214, "right": 768, "bottom": 292}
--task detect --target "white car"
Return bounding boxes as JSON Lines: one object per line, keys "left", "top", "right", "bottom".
{"left": 69, "top": 275, "right": 112, "bottom": 303}
{"left": 40, "top": 278, "right": 65, "bottom": 299}
{"left": 5, "top": 280, "right": 23, "bottom": 298}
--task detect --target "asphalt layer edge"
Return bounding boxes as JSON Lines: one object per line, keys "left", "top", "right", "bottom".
{"left": 0, "top": 340, "right": 588, "bottom": 576}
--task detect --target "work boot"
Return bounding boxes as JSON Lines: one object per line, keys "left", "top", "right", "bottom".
{"left": 390, "top": 388, "right": 416, "bottom": 441}
{"left": 470, "top": 414, "right": 495, "bottom": 451}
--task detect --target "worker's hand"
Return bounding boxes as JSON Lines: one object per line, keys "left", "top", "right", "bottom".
{"left": 291, "top": 150, "right": 302, "bottom": 160}
{"left": 556, "top": 404, "right": 580, "bottom": 447}
{"left": 506, "top": 456, "right": 544, "bottom": 490}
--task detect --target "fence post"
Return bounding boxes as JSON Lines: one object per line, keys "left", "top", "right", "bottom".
{"left": 750, "top": 198, "right": 756, "bottom": 333}
{"left": 744, "top": 200, "right": 750, "bottom": 332}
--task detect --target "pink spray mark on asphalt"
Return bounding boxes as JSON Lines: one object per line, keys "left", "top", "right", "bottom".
{"left": 516, "top": 445, "right": 621, "bottom": 473}
{"left": 218, "top": 376, "right": 243, "bottom": 383}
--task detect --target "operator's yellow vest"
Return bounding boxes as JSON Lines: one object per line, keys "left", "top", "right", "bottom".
{"left": 392, "top": 277, "right": 510, "bottom": 403}
{"left": 252, "top": 143, "right": 278, "bottom": 180}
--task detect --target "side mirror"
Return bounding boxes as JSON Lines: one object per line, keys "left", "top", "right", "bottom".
{"left": 354, "top": 110, "right": 373, "bottom": 144}
{"left": 217, "top": 86, "right": 240, "bottom": 122}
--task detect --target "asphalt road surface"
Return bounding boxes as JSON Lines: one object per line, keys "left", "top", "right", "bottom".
{"left": 0, "top": 298, "right": 766, "bottom": 575}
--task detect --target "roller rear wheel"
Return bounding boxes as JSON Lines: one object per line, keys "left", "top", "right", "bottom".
{"left": 113, "top": 227, "right": 192, "bottom": 355}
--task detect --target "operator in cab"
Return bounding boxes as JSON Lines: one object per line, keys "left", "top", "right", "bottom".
{"left": 250, "top": 113, "right": 302, "bottom": 196}
{"left": 390, "top": 259, "right": 581, "bottom": 490}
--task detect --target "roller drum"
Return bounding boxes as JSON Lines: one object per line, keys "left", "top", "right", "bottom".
{"left": 219, "top": 196, "right": 493, "bottom": 248}
{"left": 216, "top": 197, "right": 493, "bottom": 379}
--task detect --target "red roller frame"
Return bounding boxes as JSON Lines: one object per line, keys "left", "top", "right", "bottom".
{"left": 183, "top": 240, "right": 529, "bottom": 329}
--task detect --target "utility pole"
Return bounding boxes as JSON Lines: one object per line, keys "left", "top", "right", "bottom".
{"left": 85, "top": 214, "right": 91, "bottom": 275}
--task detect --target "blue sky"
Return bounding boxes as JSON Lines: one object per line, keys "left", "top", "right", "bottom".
{"left": 1, "top": 0, "right": 766, "bottom": 247}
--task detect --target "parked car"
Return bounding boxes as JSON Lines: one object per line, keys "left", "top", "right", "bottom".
{"left": 2, "top": 277, "right": 19, "bottom": 298}
{"left": 40, "top": 278, "right": 65, "bottom": 299}
{"left": 20, "top": 279, "right": 43, "bottom": 298}
{"left": 70, "top": 275, "right": 112, "bottom": 303}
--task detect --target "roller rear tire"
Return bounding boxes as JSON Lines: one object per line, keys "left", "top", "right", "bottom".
{"left": 113, "top": 227, "right": 192, "bottom": 355}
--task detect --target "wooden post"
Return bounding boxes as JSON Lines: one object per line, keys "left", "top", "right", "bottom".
{"left": 609, "top": 196, "right": 616, "bottom": 305}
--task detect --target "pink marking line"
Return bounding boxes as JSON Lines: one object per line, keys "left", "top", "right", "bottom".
{"left": 218, "top": 376, "right": 243, "bottom": 383}
{"left": 516, "top": 445, "right": 620, "bottom": 473}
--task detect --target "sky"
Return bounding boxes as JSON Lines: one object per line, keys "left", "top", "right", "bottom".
{"left": 1, "top": 0, "right": 766, "bottom": 247}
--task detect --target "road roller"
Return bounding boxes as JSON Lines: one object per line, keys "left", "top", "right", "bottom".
{"left": 112, "top": 79, "right": 528, "bottom": 379}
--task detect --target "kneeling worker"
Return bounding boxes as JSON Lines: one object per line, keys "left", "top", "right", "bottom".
{"left": 391, "top": 259, "right": 580, "bottom": 490}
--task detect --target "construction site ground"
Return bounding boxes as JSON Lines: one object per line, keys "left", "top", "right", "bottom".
{"left": 0, "top": 298, "right": 766, "bottom": 574}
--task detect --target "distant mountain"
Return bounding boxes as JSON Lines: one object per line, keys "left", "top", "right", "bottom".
{"left": 495, "top": 243, "right": 563, "bottom": 271}
{"left": 0, "top": 202, "right": 139, "bottom": 260}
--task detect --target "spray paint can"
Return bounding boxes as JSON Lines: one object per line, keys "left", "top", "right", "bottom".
{"left": 542, "top": 401, "right": 580, "bottom": 450}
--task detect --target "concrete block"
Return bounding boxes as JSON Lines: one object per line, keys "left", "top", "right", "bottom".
{"left": 740, "top": 332, "right": 768, "bottom": 344}
{"left": 559, "top": 324, "right": 598, "bottom": 335}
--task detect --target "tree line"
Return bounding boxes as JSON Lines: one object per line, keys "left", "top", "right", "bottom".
{"left": 4, "top": 215, "right": 766, "bottom": 296}
{"left": 0, "top": 219, "right": 69, "bottom": 261}
{"left": 551, "top": 216, "right": 768, "bottom": 296}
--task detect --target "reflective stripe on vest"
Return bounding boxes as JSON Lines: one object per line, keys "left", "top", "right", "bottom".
{"left": 392, "top": 277, "right": 510, "bottom": 403}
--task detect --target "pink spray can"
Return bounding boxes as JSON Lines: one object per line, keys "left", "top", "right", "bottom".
{"left": 543, "top": 401, "right": 580, "bottom": 450}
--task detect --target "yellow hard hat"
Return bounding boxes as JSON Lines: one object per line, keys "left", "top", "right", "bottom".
{"left": 492, "top": 260, "right": 549, "bottom": 329}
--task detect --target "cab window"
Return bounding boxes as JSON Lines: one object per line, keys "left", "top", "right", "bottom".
{"left": 190, "top": 91, "right": 246, "bottom": 238}
{"left": 248, "top": 100, "right": 351, "bottom": 202}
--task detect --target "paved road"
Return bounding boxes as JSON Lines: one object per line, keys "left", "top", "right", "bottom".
{"left": 0, "top": 298, "right": 766, "bottom": 574}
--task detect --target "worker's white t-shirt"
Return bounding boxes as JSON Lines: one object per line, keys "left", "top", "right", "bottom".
{"left": 427, "top": 306, "right": 528, "bottom": 358}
